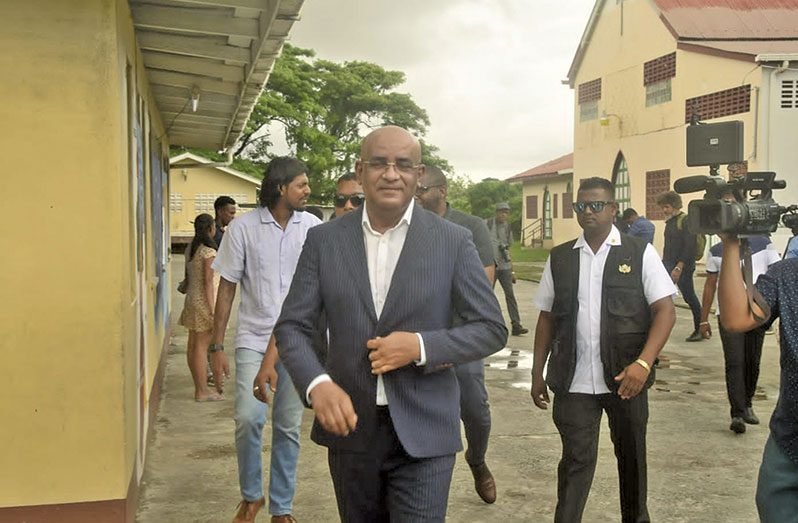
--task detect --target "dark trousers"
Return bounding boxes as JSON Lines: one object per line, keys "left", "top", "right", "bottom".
{"left": 494, "top": 268, "right": 522, "bottom": 327}
{"left": 718, "top": 321, "right": 765, "bottom": 418}
{"left": 666, "top": 263, "right": 701, "bottom": 330}
{"left": 454, "top": 359, "right": 491, "bottom": 466}
{"left": 327, "top": 408, "right": 455, "bottom": 523}
{"left": 552, "top": 391, "right": 650, "bottom": 523}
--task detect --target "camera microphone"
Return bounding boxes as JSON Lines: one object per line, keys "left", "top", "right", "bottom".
{"left": 674, "top": 175, "right": 711, "bottom": 194}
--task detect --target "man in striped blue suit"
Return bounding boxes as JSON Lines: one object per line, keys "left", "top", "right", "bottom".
{"left": 275, "top": 126, "right": 508, "bottom": 522}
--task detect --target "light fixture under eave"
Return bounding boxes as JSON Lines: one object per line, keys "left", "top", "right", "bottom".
{"left": 190, "top": 86, "right": 200, "bottom": 113}
{"left": 600, "top": 111, "right": 621, "bottom": 127}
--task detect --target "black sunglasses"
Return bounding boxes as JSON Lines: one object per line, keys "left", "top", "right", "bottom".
{"left": 416, "top": 184, "right": 444, "bottom": 195}
{"left": 334, "top": 193, "right": 365, "bottom": 207}
{"left": 572, "top": 200, "right": 614, "bottom": 214}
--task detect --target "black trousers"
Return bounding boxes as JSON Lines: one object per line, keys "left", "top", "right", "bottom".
{"left": 327, "top": 408, "right": 455, "bottom": 523}
{"left": 493, "top": 268, "right": 522, "bottom": 327}
{"left": 455, "top": 359, "right": 491, "bottom": 466}
{"left": 718, "top": 321, "right": 765, "bottom": 418}
{"left": 552, "top": 391, "right": 650, "bottom": 523}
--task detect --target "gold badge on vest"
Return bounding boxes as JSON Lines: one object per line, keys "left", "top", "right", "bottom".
{"left": 618, "top": 263, "right": 632, "bottom": 274}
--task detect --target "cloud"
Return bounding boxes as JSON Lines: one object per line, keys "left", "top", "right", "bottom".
{"left": 289, "top": 0, "right": 594, "bottom": 180}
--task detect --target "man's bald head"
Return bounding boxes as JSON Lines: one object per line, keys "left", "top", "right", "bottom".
{"left": 422, "top": 164, "right": 447, "bottom": 187}
{"left": 360, "top": 126, "right": 422, "bottom": 162}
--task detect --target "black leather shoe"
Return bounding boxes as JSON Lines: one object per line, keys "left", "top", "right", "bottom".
{"left": 685, "top": 330, "right": 704, "bottom": 342}
{"left": 469, "top": 462, "right": 497, "bottom": 504}
{"left": 730, "top": 417, "right": 746, "bottom": 434}
{"left": 743, "top": 407, "right": 760, "bottom": 425}
{"left": 512, "top": 326, "right": 529, "bottom": 336}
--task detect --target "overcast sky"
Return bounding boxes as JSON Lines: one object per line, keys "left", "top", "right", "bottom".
{"left": 287, "top": 0, "right": 594, "bottom": 181}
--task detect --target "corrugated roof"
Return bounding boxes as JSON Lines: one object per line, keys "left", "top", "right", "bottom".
{"left": 505, "top": 153, "right": 573, "bottom": 183}
{"left": 654, "top": 0, "right": 798, "bottom": 40}
{"left": 567, "top": 0, "right": 798, "bottom": 85}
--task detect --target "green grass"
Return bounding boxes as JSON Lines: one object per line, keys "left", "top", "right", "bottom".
{"left": 507, "top": 242, "right": 549, "bottom": 282}
{"left": 509, "top": 243, "right": 549, "bottom": 262}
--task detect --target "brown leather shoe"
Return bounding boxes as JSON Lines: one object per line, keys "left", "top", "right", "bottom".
{"left": 271, "top": 516, "right": 297, "bottom": 523}
{"left": 470, "top": 462, "right": 497, "bottom": 504}
{"left": 232, "top": 497, "right": 265, "bottom": 523}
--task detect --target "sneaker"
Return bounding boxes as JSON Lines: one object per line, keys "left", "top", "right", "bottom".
{"left": 730, "top": 417, "right": 746, "bottom": 434}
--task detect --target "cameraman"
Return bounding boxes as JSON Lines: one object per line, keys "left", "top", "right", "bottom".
{"left": 486, "top": 202, "right": 528, "bottom": 336}
{"left": 699, "top": 191, "right": 780, "bottom": 433}
{"left": 718, "top": 235, "right": 798, "bottom": 521}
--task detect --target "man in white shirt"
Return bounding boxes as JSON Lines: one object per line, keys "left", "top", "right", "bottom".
{"left": 531, "top": 177, "right": 676, "bottom": 523}
{"left": 209, "top": 157, "right": 321, "bottom": 523}
{"left": 700, "top": 224, "right": 781, "bottom": 433}
{"left": 274, "top": 126, "right": 507, "bottom": 522}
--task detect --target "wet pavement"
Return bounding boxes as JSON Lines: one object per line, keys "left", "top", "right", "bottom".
{"left": 135, "top": 258, "right": 779, "bottom": 522}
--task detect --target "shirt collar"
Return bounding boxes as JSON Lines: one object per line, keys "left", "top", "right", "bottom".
{"left": 362, "top": 199, "right": 414, "bottom": 234}
{"left": 573, "top": 225, "right": 622, "bottom": 250}
{"left": 258, "top": 206, "right": 302, "bottom": 224}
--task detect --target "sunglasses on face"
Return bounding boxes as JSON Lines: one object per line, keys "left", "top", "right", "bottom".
{"left": 415, "top": 184, "right": 444, "bottom": 195}
{"left": 334, "top": 193, "right": 365, "bottom": 208}
{"left": 572, "top": 200, "right": 614, "bottom": 214}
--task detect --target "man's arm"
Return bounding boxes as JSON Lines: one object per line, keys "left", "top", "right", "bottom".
{"left": 614, "top": 296, "right": 675, "bottom": 399}
{"left": 699, "top": 272, "right": 718, "bottom": 338}
{"left": 419, "top": 233, "right": 508, "bottom": 373}
{"left": 718, "top": 238, "right": 768, "bottom": 332}
{"left": 530, "top": 311, "right": 553, "bottom": 409}
{"left": 274, "top": 228, "right": 357, "bottom": 437}
{"left": 208, "top": 277, "right": 235, "bottom": 391}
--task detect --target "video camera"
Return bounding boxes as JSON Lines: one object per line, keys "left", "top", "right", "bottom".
{"left": 674, "top": 120, "right": 796, "bottom": 236}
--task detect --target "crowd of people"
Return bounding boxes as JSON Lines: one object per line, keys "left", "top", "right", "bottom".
{"left": 174, "top": 125, "right": 797, "bottom": 523}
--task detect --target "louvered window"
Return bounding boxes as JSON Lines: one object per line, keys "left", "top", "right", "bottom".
{"left": 782, "top": 80, "right": 797, "bottom": 109}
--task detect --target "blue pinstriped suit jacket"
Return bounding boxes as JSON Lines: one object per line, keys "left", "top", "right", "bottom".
{"left": 275, "top": 205, "right": 508, "bottom": 458}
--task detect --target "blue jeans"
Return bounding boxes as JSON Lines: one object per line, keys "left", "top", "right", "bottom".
{"left": 757, "top": 434, "right": 798, "bottom": 523}
{"left": 235, "top": 348, "right": 304, "bottom": 515}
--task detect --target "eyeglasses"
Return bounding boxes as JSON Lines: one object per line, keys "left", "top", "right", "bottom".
{"left": 416, "top": 184, "right": 444, "bottom": 195}
{"left": 361, "top": 158, "right": 421, "bottom": 175}
{"left": 334, "top": 193, "right": 365, "bottom": 208}
{"left": 572, "top": 200, "right": 614, "bottom": 214}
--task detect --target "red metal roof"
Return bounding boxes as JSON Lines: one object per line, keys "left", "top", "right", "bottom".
{"left": 568, "top": 0, "right": 798, "bottom": 85}
{"left": 506, "top": 153, "right": 573, "bottom": 183}
{"left": 653, "top": 0, "right": 798, "bottom": 40}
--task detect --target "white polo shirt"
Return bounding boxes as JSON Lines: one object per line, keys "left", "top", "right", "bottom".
{"left": 533, "top": 226, "right": 676, "bottom": 394}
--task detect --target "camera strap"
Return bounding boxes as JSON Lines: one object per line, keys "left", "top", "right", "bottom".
{"left": 741, "top": 238, "right": 771, "bottom": 324}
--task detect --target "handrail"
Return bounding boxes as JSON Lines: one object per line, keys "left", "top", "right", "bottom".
{"left": 521, "top": 218, "right": 544, "bottom": 246}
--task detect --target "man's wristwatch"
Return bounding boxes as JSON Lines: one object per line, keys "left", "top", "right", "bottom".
{"left": 209, "top": 343, "right": 225, "bottom": 353}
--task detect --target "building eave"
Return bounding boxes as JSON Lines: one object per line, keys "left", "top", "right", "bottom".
{"left": 131, "top": 0, "right": 304, "bottom": 151}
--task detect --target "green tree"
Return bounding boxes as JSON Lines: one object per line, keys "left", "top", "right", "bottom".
{"left": 234, "top": 44, "right": 450, "bottom": 203}
{"left": 466, "top": 178, "right": 523, "bottom": 235}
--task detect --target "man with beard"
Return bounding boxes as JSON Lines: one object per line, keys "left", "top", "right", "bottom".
{"left": 210, "top": 157, "right": 321, "bottom": 523}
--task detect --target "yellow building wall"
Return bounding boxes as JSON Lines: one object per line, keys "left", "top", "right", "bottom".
{"left": 169, "top": 163, "right": 259, "bottom": 236}
{"left": 0, "top": 0, "right": 169, "bottom": 509}
{"left": 520, "top": 176, "right": 578, "bottom": 248}
{"left": 566, "top": 0, "right": 763, "bottom": 252}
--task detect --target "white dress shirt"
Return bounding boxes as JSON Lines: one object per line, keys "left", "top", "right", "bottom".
{"left": 533, "top": 226, "right": 676, "bottom": 394}
{"left": 306, "top": 200, "right": 426, "bottom": 404}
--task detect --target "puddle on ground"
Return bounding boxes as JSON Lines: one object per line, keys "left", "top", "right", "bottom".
{"left": 485, "top": 347, "right": 535, "bottom": 371}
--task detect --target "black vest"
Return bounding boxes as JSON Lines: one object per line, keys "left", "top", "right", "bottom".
{"left": 546, "top": 234, "right": 654, "bottom": 394}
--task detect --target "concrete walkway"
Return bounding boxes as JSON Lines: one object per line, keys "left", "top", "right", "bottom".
{"left": 136, "top": 258, "right": 779, "bottom": 522}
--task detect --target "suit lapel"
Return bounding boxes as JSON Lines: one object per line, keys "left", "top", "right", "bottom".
{"left": 377, "top": 206, "right": 433, "bottom": 328}
{"left": 340, "top": 208, "right": 378, "bottom": 323}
